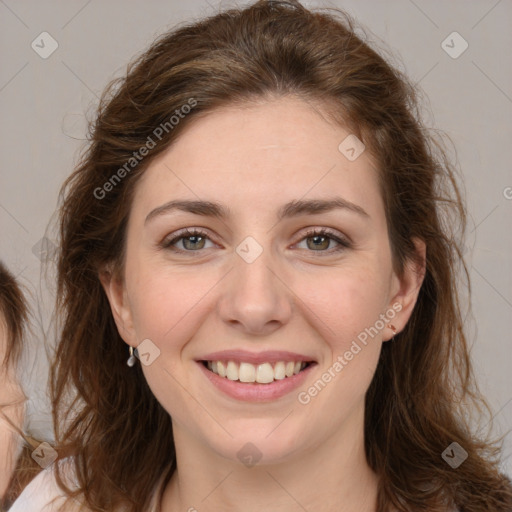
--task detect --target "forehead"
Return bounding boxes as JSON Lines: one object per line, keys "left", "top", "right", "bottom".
{"left": 132, "top": 96, "right": 384, "bottom": 223}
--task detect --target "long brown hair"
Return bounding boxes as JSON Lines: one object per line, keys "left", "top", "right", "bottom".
{"left": 50, "top": 1, "right": 512, "bottom": 510}
{"left": 0, "top": 262, "right": 30, "bottom": 510}
{"left": 0, "top": 262, "right": 27, "bottom": 370}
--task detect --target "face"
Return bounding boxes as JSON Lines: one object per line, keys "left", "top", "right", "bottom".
{"left": 0, "top": 317, "right": 13, "bottom": 379}
{"left": 102, "top": 95, "right": 425, "bottom": 466}
{"left": 0, "top": 316, "right": 24, "bottom": 398}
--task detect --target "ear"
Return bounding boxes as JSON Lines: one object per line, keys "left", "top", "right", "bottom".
{"left": 98, "top": 267, "right": 137, "bottom": 347}
{"left": 385, "top": 237, "right": 427, "bottom": 341}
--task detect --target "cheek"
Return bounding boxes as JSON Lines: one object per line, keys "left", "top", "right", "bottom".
{"left": 293, "top": 271, "right": 386, "bottom": 420}
{"left": 126, "top": 263, "right": 220, "bottom": 352}
{"left": 127, "top": 267, "right": 216, "bottom": 417}
{"left": 291, "top": 263, "right": 388, "bottom": 406}
{"left": 293, "top": 262, "right": 389, "bottom": 351}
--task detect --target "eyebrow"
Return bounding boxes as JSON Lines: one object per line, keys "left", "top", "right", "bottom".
{"left": 145, "top": 197, "right": 370, "bottom": 225}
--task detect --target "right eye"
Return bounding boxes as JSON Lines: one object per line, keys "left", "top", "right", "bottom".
{"left": 161, "top": 228, "right": 218, "bottom": 254}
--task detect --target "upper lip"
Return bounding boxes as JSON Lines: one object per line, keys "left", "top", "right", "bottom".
{"left": 197, "top": 350, "right": 317, "bottom": 365}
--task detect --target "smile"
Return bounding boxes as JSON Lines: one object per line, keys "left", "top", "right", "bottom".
{"left": 203, "top": 360, "right": 311, "bottom": 383}
{"left": 197, "top": 359, "right": 317, "bottom": 402}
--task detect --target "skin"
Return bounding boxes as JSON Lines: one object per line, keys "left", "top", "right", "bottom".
{"left": 101, "top": 95, "right": 426, "bottom": 512}
{"left": 0, "top": 319, "right": 26, "bottom": 499}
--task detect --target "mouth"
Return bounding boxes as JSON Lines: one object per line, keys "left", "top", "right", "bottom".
{"left": 196, "top": 357, "right": 318, "bottom": 402}
{"left": 200, "top": 359, "right": 315, "bottom": 384}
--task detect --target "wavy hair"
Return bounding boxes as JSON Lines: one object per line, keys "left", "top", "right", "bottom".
{"left": 0, "top": 261, "right": 27, "bottom": 370}
{"left": 0, "top": 261, "right": 29, "bottom": 509}
{"left": 49, "top": 1, "right": 512, "bottom": 510}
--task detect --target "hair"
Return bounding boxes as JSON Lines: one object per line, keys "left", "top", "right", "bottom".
{"left": 0, "top": 262, "right": 31, "bottom": 510}
{"left": 49, "top": 1, "right": 512, "bottom": 511}
{"left": 0, "top": 261, "right": 27, "bottom": 370}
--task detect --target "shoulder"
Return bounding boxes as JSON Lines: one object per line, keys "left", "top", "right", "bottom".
{"left": 9, "top": 458, "right": 86, "bottom": 512}
{"left": 10, "top": 457, "right": 172, "bottom": 512}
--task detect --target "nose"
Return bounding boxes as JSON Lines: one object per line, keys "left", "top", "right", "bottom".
{"left": 217, "top": 239, "right": 293, "bottom": 336}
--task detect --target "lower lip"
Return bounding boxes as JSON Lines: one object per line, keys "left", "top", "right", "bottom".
{"left": 196, "top": 361, "right": 317, "bottom": 402}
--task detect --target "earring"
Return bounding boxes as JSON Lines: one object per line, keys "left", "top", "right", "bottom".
{"left": 388, "top": 324, "right": 397, "bottom": 340}
{"left": 127, "top": 346, "right": 136, "bottom": 367}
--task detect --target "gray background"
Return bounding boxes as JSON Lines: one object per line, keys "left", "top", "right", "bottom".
{"left": 0, "top": 0, "right": 511, "bottom": 477}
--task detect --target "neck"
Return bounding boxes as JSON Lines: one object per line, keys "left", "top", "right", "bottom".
{"left": 160, "top": 403, "right": 379, "bottom": 512}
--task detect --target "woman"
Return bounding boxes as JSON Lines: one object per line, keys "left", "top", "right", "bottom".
{"left": 10, "top": 1, "right": 512, "bottom": 510}
{"left": 0, "top": 262, "right": 28, "bottom": 508}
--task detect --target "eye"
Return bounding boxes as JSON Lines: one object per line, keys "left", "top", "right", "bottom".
{"left": 160, "top": 227, "right": 351, "bottom": 256}
{"left": 161, "top": 228, "right": 215, "bottom": 254}
{"left": 295, "top": 228, "right": 351, "bottom": 254}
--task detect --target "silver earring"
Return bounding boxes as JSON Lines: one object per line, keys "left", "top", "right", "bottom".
{"left": 127, "top": 346, "right": 136, "bottom": 367}
{"left": 388, "top": 324, "right": 398, "bottom": 340}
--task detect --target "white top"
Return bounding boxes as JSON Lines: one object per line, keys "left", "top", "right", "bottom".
{"left": 9, "top": 458, "right": 167, "bottom": 512}
{"left": 8, "top": 460, "right": 75, "bottom": 512}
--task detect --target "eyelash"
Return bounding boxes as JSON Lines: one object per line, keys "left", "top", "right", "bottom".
{"left": 161, "top": 227, "right": 351, "bottom": 256}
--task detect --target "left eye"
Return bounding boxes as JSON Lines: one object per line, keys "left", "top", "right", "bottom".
{"left": 296, "top": 228, "right": 350, "bottom": 253}
{"left": 161, "top": 228, "right": 350, "bottom": 255}
{"left": 162, "top": 228, "right": 214, "bottom": 252}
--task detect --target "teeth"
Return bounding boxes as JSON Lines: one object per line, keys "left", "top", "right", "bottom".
{"left": 217, "top": 361, "right": 226, "bottom": 377}
{"left": 226, "top": 361, "right": 238, "bottom": 381}
{"left": 239, "top": 362, "right": 256, "bottom": 382}
{"left": 256, "top": 363, "right": 274, "bottom": 384}
{"left": 274, "top": 361, "right": 286, "bottom": 380}
{"left": 205, "top": 360, "right": 309, "bottom": 383}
